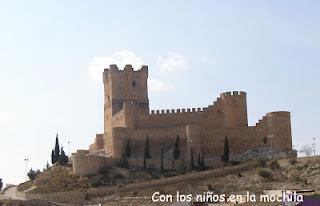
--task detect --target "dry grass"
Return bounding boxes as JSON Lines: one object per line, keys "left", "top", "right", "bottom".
{"left": 17, "top": 165, "right": 89, "bottom": 193}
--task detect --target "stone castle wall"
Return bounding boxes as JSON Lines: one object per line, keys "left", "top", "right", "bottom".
{"left": 73, "top": 64, "right": 292, "bottom": 175}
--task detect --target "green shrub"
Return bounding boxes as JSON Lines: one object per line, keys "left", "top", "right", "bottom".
{"left": 258, "top": 158, "right": 267, "bottom": 167}
{"left": 89, "top": 179, "right": 101, "bottom": 188}
{"left": 97, "top": 166, "right": 109, "bottom": 175}
{"left": 258, "top": 169, "right": 273, "bottom": 179}
{"left": 113, "top": 172, "right": 124, "bottom": 179}
{"left": 230, "top": 160, "right": 240, "bottom": 165}
{"left": 116, "top": 157, "right": 129, "bottom": 168}
{"left": 270, "top": 160, "right": 281, "bottom": 170}
{"left": 27, "top": 168, "right": 41, "bottom": 180}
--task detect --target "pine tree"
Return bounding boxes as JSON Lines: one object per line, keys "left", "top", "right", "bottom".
{"left": 125, "top": 139, "right": 131, "bottom": 158}
{"left": 223, "top": 136, "right": 229, "bottom": 162}
{"left": 173, "top": 135, "right": 180, "bottom": 159}
{"left": 144, "top": 136, "right": 151, "bottom": 159}
{"left": 59, "top": 147, "right": 69, "bottom": 166}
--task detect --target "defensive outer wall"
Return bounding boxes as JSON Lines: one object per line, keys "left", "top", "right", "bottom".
{"left": 72, "top": 65, "right": 293, "bottom": 176}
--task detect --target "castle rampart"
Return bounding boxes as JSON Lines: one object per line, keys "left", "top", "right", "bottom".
{"left": 72, "top": 64, "right": 293, "bottom": 176}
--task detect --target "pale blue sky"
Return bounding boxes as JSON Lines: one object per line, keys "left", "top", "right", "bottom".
{"left": 0, "top": 1, "right": 320, "bottom": 184}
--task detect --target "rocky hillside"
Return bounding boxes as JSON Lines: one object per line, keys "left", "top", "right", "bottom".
{"left": 17, "top": 164, "right": 175, "bottom": 194}
{"left": 11, "top": 156, "right": 320, "bottom": 205}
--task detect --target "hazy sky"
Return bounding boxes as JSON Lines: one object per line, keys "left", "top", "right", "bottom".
{"left": 1, "top": 1, "right": 320, "bottom": 185}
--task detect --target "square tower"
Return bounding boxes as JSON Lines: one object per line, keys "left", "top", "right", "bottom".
{"left": 103, "top": 64, "right": 149, "bottom": 133}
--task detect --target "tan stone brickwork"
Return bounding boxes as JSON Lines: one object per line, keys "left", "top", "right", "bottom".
{"left": 72, "top": 64, "right": 292, "bottom": 175}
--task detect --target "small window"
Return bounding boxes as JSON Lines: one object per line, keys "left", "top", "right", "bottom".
{"left": 132, "top": 81, "right": 136, "bottom": 87}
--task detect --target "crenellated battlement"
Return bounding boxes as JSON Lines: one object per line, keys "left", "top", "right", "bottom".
{"left": 255, "top": 111, "right": 290, "bottom": 127}
{"left": 147, "top": 91, "right": 246, "bottom": 116}
{"left": 220, "top": 91, "right": 246, "bottom": 98}
{"left": 104, "top": 64, "right": 148, "bottom": 72}
{"left": 149, "top": 107, "right": 208, "bottom": 115}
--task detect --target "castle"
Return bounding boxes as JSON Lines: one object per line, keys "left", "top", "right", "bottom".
{"left": 72, "top": 64, "right": 293, "bottom": 175}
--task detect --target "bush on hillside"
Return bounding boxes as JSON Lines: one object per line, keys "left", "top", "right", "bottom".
{"left": 270, "top": 160, "right": 281, "bottom": 170}
{"left": 258, "top": 158, "right": 267, "bottom": 167}
{"left": 258, "top": 169, "right": 273, "bottom": 179}
{"left": 27, "top": 168, "right": 41, "bottom": 180}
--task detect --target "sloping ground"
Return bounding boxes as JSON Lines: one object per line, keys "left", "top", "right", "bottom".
{"left": 17, "top": 165, "right": 170, "bottom": 194}
{"left": 0, "top": 199, "right": 53, "bottom": 206}
{"left": 14, "top": 156, "right": 320, "bottom": 205}
{"left": 162, "top": 157, "right": 320, "bottom": 195}
{"left": 101, "top": 157, "right": 320, "bottom": 205}
{"left": 17, "top": 166, "right": 89, "bottom": 193}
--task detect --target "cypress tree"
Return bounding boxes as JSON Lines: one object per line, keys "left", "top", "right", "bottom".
{"left": 173, "top": 135, "right": 180, "bottom": 159}
{"left": 54, "top": 133, "right": 60, "bottom": 162}
{"left": 201, "top": 152, "right": 205, "bottom": 168}
{"left": 197, "top": 153, "right": 201, "bottom": 168}
{"left": 190, "top": 147, "right": 194, "bottom": 170}
{"left": 51, "top": 149, "right": 56, "bottom": 164}
{"left": 223, "top": 136, "right": 229, "bottom": 162}
{"left": 144, "top": 136, "right": 151, "bottom": 159}
{"left": 125, "top": 139, "right": 131, "bottom": 158}
{"left": 0, "top": 178, "right": 3, "bottom": 191}
{"left": 160, "top": 148, "right": 164, "bottom": 173}
{"left": 143, "top": 158, "right": 147, "bottom": 169}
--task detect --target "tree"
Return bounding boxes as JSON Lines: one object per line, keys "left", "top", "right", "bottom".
{"left": 117, "top": 156, "right": 128, "bottom": 168}
{"left": 51, "top": 149, "right": 56, "bottom": 164}
{"left": 27, "top": 168, "right": 40, "bottom": 180}
{"left": 51, "top": 133, "right": 60, "bottom": 164}
{"left": 299, "top": 145, "right": 313, "bottom": 157}
{"left": 190, "top": 147, "right": 194, "bottom": 170}
{"left": 143, "top": 158, "right": 147, "bottom": 169}
{"left": 201, "top": 152, "right": 205, "bottom": 168}
{"left": 197, "top": 153, "right": 201, "bottom": 168}
{"left": 125, "top": 139, "right": 131, "bottom": 158}
{"left": 173, "top": 135, "right": 180, "bottom": 159}
{"left": 223, "top": 136, "right": 229, "bottom": 162}
{"left": 144, "top": 136, "right": 151, "bottom": 159}
{"left": 0, "top": 178, "right": 3, "bottom": 191}
{"left": 160, "top": 148, "right": 164, "bottom": 173}
{"left": 59, "top": 147, "right": 69, "bottom": 166}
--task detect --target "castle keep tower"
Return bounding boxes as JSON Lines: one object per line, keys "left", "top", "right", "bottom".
{"left": 103, "top": 64, "right": 149, "bottom": 133}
